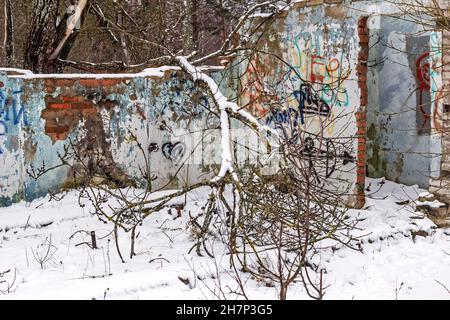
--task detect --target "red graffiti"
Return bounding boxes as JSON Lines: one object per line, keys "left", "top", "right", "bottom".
{"left": 416, "top": 52, "right": 430, "bottom": 91}
{"left": 310, "top": 55, "right": 326, "bottom": 83}
{"left": 243, "top": 56, "right": 277, "bottom": 118}
{"left": 310, "top": 55, "right": 343, "bottom": 87}
{"left": 416, "top": 52, "right": 431, "bottom": 125}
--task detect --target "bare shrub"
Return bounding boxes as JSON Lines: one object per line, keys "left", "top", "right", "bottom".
{"left": 31, "top": 235, "right": 58, "bottom": 270}
{"left": 0, "top": 269, "right": 17, "bottom": 295}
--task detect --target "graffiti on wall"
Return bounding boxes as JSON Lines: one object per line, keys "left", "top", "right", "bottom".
{"left": 405, "top": 30, "right": 432, "bottom": 136}
{"left": 430, "top": 32, "right": 444, "bottom": 133}
{"left": 238, "top": 24, "right": 355, "bottom": 182}
{"left": 407, "top": 33, "right": 445, "bottom": 135}
{"left": 157, "top": 73, "right": 209, "bottom": 125}
{"left": 266, "top": 84, "right": 331, "bottom": 127}
{"left": 162, "top": 141, "right": 186, "bottom": 164}
{"left": 298, "top": 136, "right": 354, "bottom": 184}
{"left": 148, "top": 141, "right": 186, "bottom": 165}
{"left": 0, "top": 81, "right": 28, "bottom": 155}
{"left": 241, "top": 54, "right": 279, "bottom": 118}
{"left": 288, "top": 29, "right": 350, "bottom": 109}
{"left": 241, "top": 27, "right": 350, "bottom": 130}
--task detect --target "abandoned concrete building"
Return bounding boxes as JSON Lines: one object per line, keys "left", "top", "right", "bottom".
{"left": 0, "top": 0, "right": 449, "bottom": 224}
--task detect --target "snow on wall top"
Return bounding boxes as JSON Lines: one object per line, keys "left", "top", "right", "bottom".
{"left": 1, "top": 65, "right": 224, "bottom": 80}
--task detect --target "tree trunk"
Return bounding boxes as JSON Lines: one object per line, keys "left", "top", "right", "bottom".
{"left": 4, "top": 0, "right": 14, "bottom": 66}
{"left": 280, "top": 284, "right": 288, "bottom": 300}
{"left": 182, "top": 0, "right": 198, "bottom": 53}
{"left": 24, "top": 0, "right": 84, "bottom": 73}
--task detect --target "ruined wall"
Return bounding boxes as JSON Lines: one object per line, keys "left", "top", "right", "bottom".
{"left": 2, "top": 0, "right": 443, "bottom": 208}
{"left": 238, "top": 1, "right": 369, "bottom": 206}
{"left": 236, "top": 0, "right": 445, "bottom": 204}
{"left": 0, "top": 69, "right": 28, "bottom": 205}
{"left": 0, "top": 68, "right": 229, "bottom": 206}
{"left": 366, "top": 15, "right": 434, "bottom": 188}
{"left": 429, "top": 29, "right": 449, "bottom": 202}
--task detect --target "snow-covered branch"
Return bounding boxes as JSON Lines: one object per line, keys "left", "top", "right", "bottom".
{"left": 175, "top": 56, "right": 279, "bottom": 183}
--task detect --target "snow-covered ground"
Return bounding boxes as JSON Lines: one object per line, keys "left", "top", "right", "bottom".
{"left": 0, "top": 178, "right": 449, "bottom": 300}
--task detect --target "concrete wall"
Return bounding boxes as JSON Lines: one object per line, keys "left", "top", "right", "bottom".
{"left": 1, "top": 0, "right": 444, "bottom": 207}
{"left": 237, "top": 0, "right": 370, "bottom": 206}
{"left": 0, "top": 68, "right": 231, "bottom": 206}
{"left": 236, "top": 0, "right": 445, "bottom": 202}
{"left": 366, "top": 15, "right": 433, "bottom": 188}
{"left": 429, "top": 29, "right": 449, "bottom": 202}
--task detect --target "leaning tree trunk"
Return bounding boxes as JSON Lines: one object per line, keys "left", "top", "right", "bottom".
{"left": 24, "top": 0, "right": 86, "bottom": 73}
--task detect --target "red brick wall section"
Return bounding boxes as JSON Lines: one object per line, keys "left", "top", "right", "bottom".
{"left": 355, "top": 17, "right": 369, "bottom": 209}
{"left": 42, "top": 94, "right": 97, "bottom": 142}
{"left": 42, "top": 78, "right": 124, "bottom": 142}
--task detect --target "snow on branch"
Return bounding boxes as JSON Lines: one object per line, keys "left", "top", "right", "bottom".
{"left": 175, "top": 56, "right": 279, "bottom": 183}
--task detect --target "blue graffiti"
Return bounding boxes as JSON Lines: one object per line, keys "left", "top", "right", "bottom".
{"left": 266, "top": 107, "right": 299, "bottom": 128}
{"left": 0, "top": 87, "right": 28, "bottom": 155}
{"left": 266, "top": 84, "right": 330, "bottom": 127}
{"left": 0, "top": 89, "right": 28, "bottom": 127}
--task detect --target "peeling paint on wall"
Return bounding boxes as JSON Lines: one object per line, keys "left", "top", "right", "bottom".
{"left": 0, "top": 68, "right": 232, "bottom": 206}
{"left": 0, "top": 1, "right": 446, "bottom": 207}
{"left": 238, "top": 3, "right": 361, "bottom": 205}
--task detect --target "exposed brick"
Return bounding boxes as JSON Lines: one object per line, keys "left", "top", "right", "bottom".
{"left": 358, "top": 17, "right": 368, "bottom": 27}
{"left": 55, "top": 79, "right": 76, "bottom": 87}
{"left": 41, "top": 109, "right": 73, "bottom": 119}
{"left": 355, "top": 112, "right": 366, "bottom": 120}
{"left": 60, "top": 96, "right": 85, "bottom": 103}
{"left": 80, "top": 108, "right": 98, "bottom": 117}
{"left": 358, "top": 74, "right": 367, "bottom": 82}
{"left": 356, "top": 15, "right": 368, "bottom": 208}
{"left": 44, "top": 85, "right": 55, "bottom": 94}
{"left": 358, "top": 34, "right": 369, "bottom": 43}
{"left": 79, "top": 78, "right": 125, "bottom": 88}
{"left": 78, "top": 79, "right": 100, "bottom": 87}
{"left": 72, "top": 102, "right": 95, "bottom": 110}
{"left": 44, "top": 125, "right": 70, "bottom": 134}
{"left": 48, "top": 103, "right": 73, "bottom": 110}
{"left": 356, "top": 63, "right": 368, "bottom": 74}
{"left": 357, "top": 167, "right": 366, "bottom": 175}
{"left": 358, "top": 26, "right": 368, "bottom": 35}
{"left": 360, "top": 97, "right": 368, "bottom": 106}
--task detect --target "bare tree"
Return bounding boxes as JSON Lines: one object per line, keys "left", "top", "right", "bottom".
{"left": 23, "top": 1, "right": 361, "bottom": 300}
{"left": 3, "top": 0, "right": 14, "bottom": 65}
{"left": 0, "top": 268, "right": 17, "bottom": 295}
{"left": 30, "top": 235, "right": 58, "bottom": 269}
